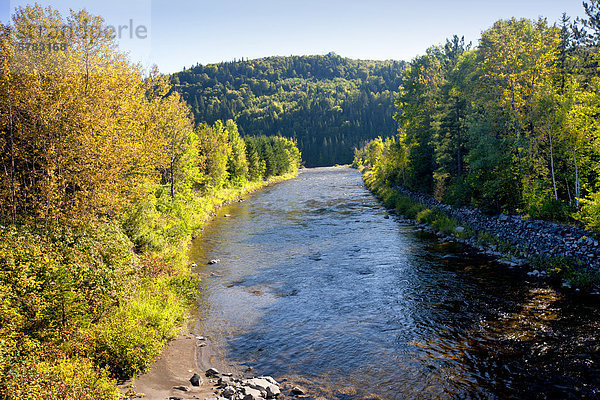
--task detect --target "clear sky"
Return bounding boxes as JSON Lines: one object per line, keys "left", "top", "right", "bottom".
{"left": 1, "top": 0, "right": 587, "bottom": 74}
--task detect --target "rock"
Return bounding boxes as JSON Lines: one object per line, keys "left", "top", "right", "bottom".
{"left": 169, "top": 397, "right": 183, "bottom": 400}
{"left": 190, "top": 372, "right": 202, "bottom": 386}
{"left": 242, "top": 386, "right": 263, "bottom": 400}
{"left": 243, "top": 378, "right": 271, "bottom": 390}
{"left": 258, "top": 376, "right": 278, "bottom": 386}
{"left": 498, "top": 214, "right": 508, "bottom": 222}
{"left": 218, "top": 376, "right": 235, "bottom": 387}
{"left": 266, "top": 385, "right": 280, "bottom": 398}
{"left": 191, "top": 263, "right": 198, "bottom": 267}
{"left": 173, "top": 385, "right": 190, "bottom": 392}
{"left": 291, "top": 386, "right": 306, "bottom": 396}
{"left": 196, "top": 336, "right": 206, "bottom": 340}
{"left": 455, "top": 226, "right": 465, "bottom": 233}
{"left": 243, "top": 377, "right": 280, "bottom": 397}
{"left": 222, "top": 385, "right": 237, "bottom": 397}
{"left": 208, "top": 259, "right": 221, "bottom": 265}
{"left": 224, "top": 214, "right": 232, "bottom": 217}
{"left": 206, "top": 367, "right": 220, "bottom": 377}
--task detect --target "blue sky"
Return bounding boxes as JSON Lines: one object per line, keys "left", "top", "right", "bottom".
{"left": 1, "top": 0, "right": 586, "bottom": 73}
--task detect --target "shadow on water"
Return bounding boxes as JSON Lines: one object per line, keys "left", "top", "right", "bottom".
{"left": 189, "top": 167, "right": 600, "bottom": 400}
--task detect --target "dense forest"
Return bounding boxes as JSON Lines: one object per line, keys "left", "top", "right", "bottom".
{"left": 0, "top": 5, "right": 300, "bottom": 399}
{"left": 355, "top": 5, "right": 600, "bottom": 231}
{"left": 171, "top": 54, "right": 405, "bottom": 166}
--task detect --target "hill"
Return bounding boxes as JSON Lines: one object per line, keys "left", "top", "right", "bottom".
{"left": 171, "top": 53, "right": 405, "bottom": 166}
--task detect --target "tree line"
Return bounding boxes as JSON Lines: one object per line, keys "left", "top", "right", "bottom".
{"left": 354, "top": 4, "right": 600, "bottom": 230}
{"left": 171, "top": 53, "right": 405, "bottom": 166}
{"left": 0, "top": 5, "right": 300, "bottom": 399}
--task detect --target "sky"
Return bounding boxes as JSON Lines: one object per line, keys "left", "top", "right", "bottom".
{"left": 1, "top": 0, "right": 587, "bottom": 74}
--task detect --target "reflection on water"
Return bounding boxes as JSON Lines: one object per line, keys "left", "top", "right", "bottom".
{"left": 189, "top": 167, "right": 600, "bottom": 399}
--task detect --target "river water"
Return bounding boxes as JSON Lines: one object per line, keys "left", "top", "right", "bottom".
{"left": 189, "top": 167, "right": 600, "bottom": 400}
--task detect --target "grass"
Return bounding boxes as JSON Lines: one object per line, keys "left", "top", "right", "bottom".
{"left": 363, "top": 171, "right": 471, "bottom": 239}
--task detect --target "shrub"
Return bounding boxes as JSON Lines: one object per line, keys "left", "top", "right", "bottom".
{"left": 91, "top": 277, "right": 190, "bottom": 379}
{"left": 576, "top": 192, "right": 600, "bottom": 232}
{"left": 2, "top": 358, "right": 119, "bottom": 400}
{"left": 528, "top": 197, "right": 572, "bottom": 222}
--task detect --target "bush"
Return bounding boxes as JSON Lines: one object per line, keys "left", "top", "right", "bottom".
{"left": 576, "top": 192, "right": 600, "bottom": 231}
{"left": 91, "top": 277, "right": 190, "bottom": 379}
{"left": 528, "top": 197, "right": 572, "bottom": 222}
{"left": 2, "top": 358, "right": 119, "bottom": 400}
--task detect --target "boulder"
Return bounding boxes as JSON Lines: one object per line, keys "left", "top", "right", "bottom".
{"left": 258, "top": 376, "right": 278, "bottom": 386}
{"left": 190, "top": 372, "right": 202, "bottom": 386}
{"left": 266, "top": 385, "right": 280, "bottom": 398}
{"left": 206, "top": 367, "right": 220, "bottom": 377}
{"left": 291, "top": 386, "right": 305, "bottom": 396}
{"left": 218, "top": 376, "right": 235, "bottom": 387}
{"left": 222, "top": 385, "right": 237, "bottom": 397}
{"left": 242, "top": 386, "right": 263, "bottom": 400}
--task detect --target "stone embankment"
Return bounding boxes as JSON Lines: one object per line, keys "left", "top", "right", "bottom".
{"left": 393, "top": 186, "right": 600, "bottom": 271}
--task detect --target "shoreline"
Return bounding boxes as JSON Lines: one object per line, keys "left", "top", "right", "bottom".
{"left": 361, "top": 169, "right": 600, "bottom": 293}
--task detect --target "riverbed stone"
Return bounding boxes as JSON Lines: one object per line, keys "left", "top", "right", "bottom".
{"left": 258, "top": 376, "right": 278, "bottom": 386}
{"left": 291, "top": 386, "right": 305, "bottom": 395}
{"left": 265, "top": 384, "right": 280, "bottom": 398}
{"left": 190, "top": 372, "right": 202, "bottom": 386}
{"left": 218, "top": 376, "right": 235, "bottom": 387}
{"left": 206, "top": 367, "right": 220, "bottom": 377}
{"left": 241, "top": 386, "right": 263, "bottom": 400}
{"left": 222, "top": 385, "right": 237, "bottom": 397}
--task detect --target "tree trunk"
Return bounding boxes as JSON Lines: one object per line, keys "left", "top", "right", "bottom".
{"left": 549, "top": 131, "right": 557, "bottom": 201}
{"left": 573, "top": 149, "right": 580, "bottom": 209}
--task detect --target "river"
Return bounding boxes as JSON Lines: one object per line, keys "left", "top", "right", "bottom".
{"left": 189, "top": 167, "right": 600, "bottom": 399}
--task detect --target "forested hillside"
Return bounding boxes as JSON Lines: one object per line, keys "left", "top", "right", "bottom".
{"left": 355, "top": 8, "right": 600, "bottom": 230}
{"left": 171, "top": 54, "right": 405, "bottom": 166}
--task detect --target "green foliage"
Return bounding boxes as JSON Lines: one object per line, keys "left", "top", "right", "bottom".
{"left": 2, "top": 358, "right": 119, "bottom": 400}
{"left": 91, "top": 277, "right": 190, "bottom": 379}
{"left": 244, "top": 135, "right": 301, "bottom": 178}
{"left": 0, "top": 5, "right": 303, "bottom": 399}
{"left": 363, "top": 171, "right": 466, "bottom": 237}
{"left": 172, "top": 53, "right": 405, "bottom": 166}
{"left": 355, "top": 14, "right": 600, "bottom": 229}
{"left": 197, "top": 121, "right": 233, "bottom": 190}
{"left": 225, "top": 120, "right": 249, "bottom": 185}
{"left": 531, "top": 256, "right": 600, "bottom": 288}
{"left": 577, "top": 192, "right": 600, "bottom": 230}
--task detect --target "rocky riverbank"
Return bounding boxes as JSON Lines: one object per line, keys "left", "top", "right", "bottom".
{"left": 121, "top": 332, "right": 310, "bottom": 400}
{"left": 391, "top": 185, "right": 600, "bottom": 267}
{"left": 363, "top": 175, "right": 600, "bottom": 290}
